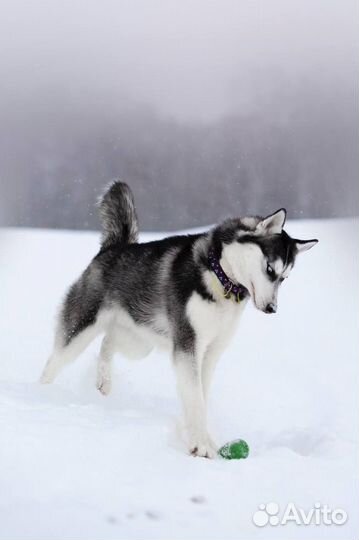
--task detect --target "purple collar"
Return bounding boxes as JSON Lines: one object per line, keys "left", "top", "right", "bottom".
{"left": 208, "top": 250, "right": 249, "bottom": 302}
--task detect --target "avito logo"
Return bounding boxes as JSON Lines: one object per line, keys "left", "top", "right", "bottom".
{"left": 253, "top": 502, "right": 348, "bottom": 527}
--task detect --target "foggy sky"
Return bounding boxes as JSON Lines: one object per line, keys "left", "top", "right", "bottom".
{"left": 0, "top": 0, "right": 356, "bottom": 121}
{"left": 0, "top": 0, "right": 357, "bottom": 230}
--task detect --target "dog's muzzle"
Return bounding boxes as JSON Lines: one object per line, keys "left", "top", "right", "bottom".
{"left": 265, "top": 302, "right": 277, "bottom": 314}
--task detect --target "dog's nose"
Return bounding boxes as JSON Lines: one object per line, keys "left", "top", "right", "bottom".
{"left": 265, "top": 303, "right": 277, "bottom": 314}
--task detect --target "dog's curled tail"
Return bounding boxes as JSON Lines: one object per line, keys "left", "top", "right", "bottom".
{"left": 98, "top": 180, "right": 139, "bottom": 249}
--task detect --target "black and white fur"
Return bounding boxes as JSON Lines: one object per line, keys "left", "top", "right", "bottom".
{"left": 40, "top": 181, "right": 318, "bottom": 458}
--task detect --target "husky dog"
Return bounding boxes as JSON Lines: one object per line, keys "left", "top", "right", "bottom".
{"left": 40, "top": 181, "right": 318, "bottom": 458}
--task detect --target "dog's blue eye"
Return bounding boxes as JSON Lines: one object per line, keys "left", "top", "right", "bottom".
{"left": 266, "top": 264, "right": 274, "bottom": 277}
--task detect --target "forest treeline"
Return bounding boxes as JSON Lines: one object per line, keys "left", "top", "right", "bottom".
{"left": 1, "top": 77, "right": 357, "bottom": 231}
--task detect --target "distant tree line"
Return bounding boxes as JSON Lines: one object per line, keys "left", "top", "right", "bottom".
{"left": 0, "top": 77, "right": 357, "bottom": 231}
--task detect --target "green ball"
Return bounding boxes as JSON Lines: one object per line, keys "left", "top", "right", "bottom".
{"left": 218, "top": 439, "right": 249, "bottom": 460}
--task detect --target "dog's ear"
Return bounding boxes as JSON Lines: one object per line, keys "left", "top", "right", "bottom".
{"left": 295, "top": 238, "right": 318, "bottom": 253}
{"left": 257, "top": 208, "right": 286, "bottom": 235}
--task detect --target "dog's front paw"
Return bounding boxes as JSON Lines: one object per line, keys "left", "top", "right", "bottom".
{"left": 189, "top": 436, "right": 218, "bottom": 459}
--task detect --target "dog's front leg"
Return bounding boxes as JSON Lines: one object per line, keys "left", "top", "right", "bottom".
{"left": 173, "top": 349, "right": 217, "bottom": 458}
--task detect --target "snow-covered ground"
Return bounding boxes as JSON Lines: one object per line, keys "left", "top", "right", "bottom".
{"left": 0, "top": 219, "right": 358, "bottom": 540}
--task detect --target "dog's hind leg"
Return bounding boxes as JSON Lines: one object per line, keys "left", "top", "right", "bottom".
{"left": 40, "top": 262, "right": 108, "bottom": 384}
{"left": 96, "top": 327, "right": 117, "bottom": 396}
{"left": 40, "top": 297, "right": 112, "bottom": 384}
{"left": 96, "top": 323, "right": 153, "bottom": 395}
{"left": 40, "top": 317, "right": 105, "bottom": 384}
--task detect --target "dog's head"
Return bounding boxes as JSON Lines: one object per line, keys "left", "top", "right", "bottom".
{"left": 216, "top": 209, "right": 318, "bottom": 313}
